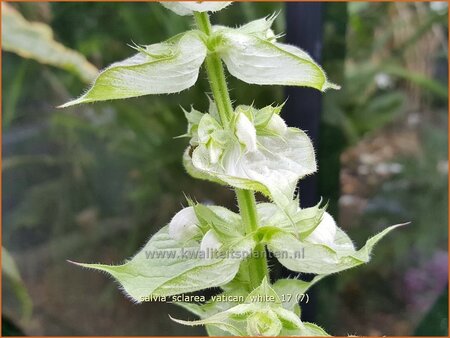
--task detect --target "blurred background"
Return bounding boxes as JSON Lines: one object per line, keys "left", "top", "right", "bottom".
{"left": 2, "top": 2, "right": 448, "bottom": 336}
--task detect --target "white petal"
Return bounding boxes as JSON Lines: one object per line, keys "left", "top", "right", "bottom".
{"left": 307, "top": 212, "right": 337, "bottom": 246}
{"left": 266, "top": 114, "right": 287, "bottom": 135}
{"left": 208, "top": 142, "right": 222, "bottom": 164}
{"left": 236, "top": 113, "right": 257, "bottom": 152}
{"left": 168, "top": 207, "right": 200, "bottom": 242}
{"left": 200, "top": 230, "right": 222, "bottom": 256}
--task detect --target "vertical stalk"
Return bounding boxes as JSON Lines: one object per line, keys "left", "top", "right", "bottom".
{"left": 235, "top": 189, "right": 270, "bottom": 289}
{"left": 193, "top": 12, "right": 233, "bottom": 126}
{"left": 193, "top": 12, "right": 269, "bottom": 288}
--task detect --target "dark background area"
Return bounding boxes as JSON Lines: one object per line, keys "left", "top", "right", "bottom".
{"left": 2, "top": 2, "right": 448, "bottom": 336}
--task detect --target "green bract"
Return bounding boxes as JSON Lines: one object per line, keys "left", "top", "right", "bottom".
{"left": 171, "top": 278, "right": 330, "bottom": 336}
{"left": 183, "top": 103, "right": 316, "bottom": 210}
{"left": 64, "top": 3, "right": 405, "bottom": 336}
{"left": 256, "top": 204, "right": 407, "bottom": 274}
{"left": 60, "top": 32, "right": 207, "bottom": 107}
{"left": 73, "top": 204, "right": 255, "bottom": 302}
{"left": 213, "top": 17, "right": 340, "bottom": 91}
{"left": 61, "top": 15, "right": 339, "bottom": 107}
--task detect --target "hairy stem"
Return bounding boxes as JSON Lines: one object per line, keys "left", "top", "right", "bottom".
{"left": 235, "top": 189, "right": 270, "bottom": 289}
{"left": 193, "top": 12, "right": 233, "bottom": 126}
{"left": 194, "top": 11, "right": 269, "bottom": 289}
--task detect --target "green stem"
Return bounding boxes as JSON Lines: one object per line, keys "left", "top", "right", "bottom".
{"left": 193, "top": 12, "right": 233, "bottom": 126}
{"left": 236, "top": 189, "right": 270, "bottom": 289}
{"left": 194, "top": 11, "right": 269, "bottom": 289}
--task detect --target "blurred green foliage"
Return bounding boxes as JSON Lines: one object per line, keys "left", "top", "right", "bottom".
{"left": 324, "top": 2, "right": 447, "bottom": 145}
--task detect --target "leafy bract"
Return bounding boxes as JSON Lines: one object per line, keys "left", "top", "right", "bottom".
{"left": 160, "top": 2, "right": 232, "bottom": 16}
{"left": 2, "top": 3, "right": 97, "bottom": 83}
{"left": 266, "top": 222, "right": 406, "bottom": 274}
{"left": 257, "top": 200, "right": 326, "bottom": 238}
{"left": 2, "top": 246, "right": 33, "bottom": 319}
{"left": 176, "top": 287, "right": 248, "bottom": 336}
{"left": 61, "top": 31, "right": 206, "bottom": 107}
{"left": 214, "top": 18, "right": 340, "bottom": 91}
{"left": 72, "top": 224, "right": 255, "bottom": 302}
{"left": 272, "top": 275, "right": 325, "bottom": 314}
{"left": 184, "top": 105, "right": 316, "bottom": 210}
{"left": 172, "top": 277, "right": 330, "bottom": 336}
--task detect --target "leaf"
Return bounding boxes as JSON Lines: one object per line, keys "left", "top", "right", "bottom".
{"left": 244, "top": 276, "right": 281, "bottom": 305}
{"left": 2, "top": 246, "right": 33, "bottom": 319}
{"left": 60, "top": 31, "right": 207, "bottom": 107}
{"left": 172, "top": 277, "right": 325, "bottom": 336}
{"left": 72, "top": 225, "right": 255, "bottom": 302}
{"left": 257, "top": 200, "right": 326, "bottom": 237}
{"left": 272, "top": 275, "right": 326, "bottom": 313}
{"left": 171, "top": 303, "right": 254, "bottom": 336}
{"left": 267, "top": 223, "right": 406, "bottom": 274}
{"left": 2, "top": 3, "right": 97, "bottom": 83}
{"left": 217, "top": 29, "right": 340, "bottom": 91}
{"left": 175, "top": 287, "right": 248, "bottom": 336}
{"left": 281, "top": 321, "right": 330, "bottom": 336}
{"left": 193, "top": 204, "right": 243, "bottom": 240}
{"left": 160, "top": 2, "right": 232, "bottom": 16}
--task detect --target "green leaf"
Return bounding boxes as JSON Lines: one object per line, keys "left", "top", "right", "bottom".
{"left": 244, "top": 276, "right": 281, "bottom": 305}
{"left": 272, "top": 276, "right": 326, "bottom": 313}
{"left": 217, "top": 27, "right": 340, "bottom": 91}
{"left": 281, "top": 321, "right": 330, "bottom": 336}
{"left": 160, "top": 2, "right": 232, "bottom": 16}
{"left": 267, "top": 223, "right": 406, "bottom": 274}
{"left": 2, "top": 3, "right": 97, "bottom": 83}
{"left": 257, "top": 200, "right": 326, "bottom": 238}
{"left": 175, "top": 287, "right": 248, "bottom": 336}
{"left": 72, "top": 225, "right": 255, "bottom": 302}
{"left": 171, "top": 303, "right": 253, "bottom": 336}
{"left": 2, "top": 246, "right": 33, "bottom": 319}
{"left": 60, "top": 31, "right": 207, "bottom": 107}
{"left": 193, "top": 204, "right": 243, "bottom": 240}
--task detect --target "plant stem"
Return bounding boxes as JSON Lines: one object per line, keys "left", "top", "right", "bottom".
{"left": 193, "top": 11, "right": 269, "bottom": 289}
{"left": 235, "top": 189, "right": 270, "bottom": 289}
{"left": 193, "top": 12, "right": 233, "bottom": 126}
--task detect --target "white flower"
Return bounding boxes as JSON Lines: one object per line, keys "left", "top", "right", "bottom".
{"left": 168, "top": 207, "right": 200, "bottom": 242}
{"left": 200, "top": 230, "right": 222, "bottom": 257}
{"left": 307, "top": 212, "right": 337, "bottom": 246}
{"left": 236, "top": 113, "right": 257, "bottom": 152}
{"left": 266, "top": 114, "right": 287, "bottom": 135}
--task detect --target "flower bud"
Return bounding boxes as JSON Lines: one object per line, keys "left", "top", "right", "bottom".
{"left": 307, "top": 211, "right": 337, "bottom": 246}
{"left": 236, "top": 113, "right": 257, "bottom": 152}
{"left": 200, "top": 230, "right": 222, "bottom": 258}
{"left": 246, "top": 310, "right": 282, "bottom": 336}
{"left": 266, "top": 114, "right": 287, "bottom": 135}
{"left": 168, "top": 207, "right": 200, "bottom": 242}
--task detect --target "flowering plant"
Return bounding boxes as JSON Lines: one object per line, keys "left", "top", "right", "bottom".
{"left": 63, "top": 3, "right": 404, "bottom": 336}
